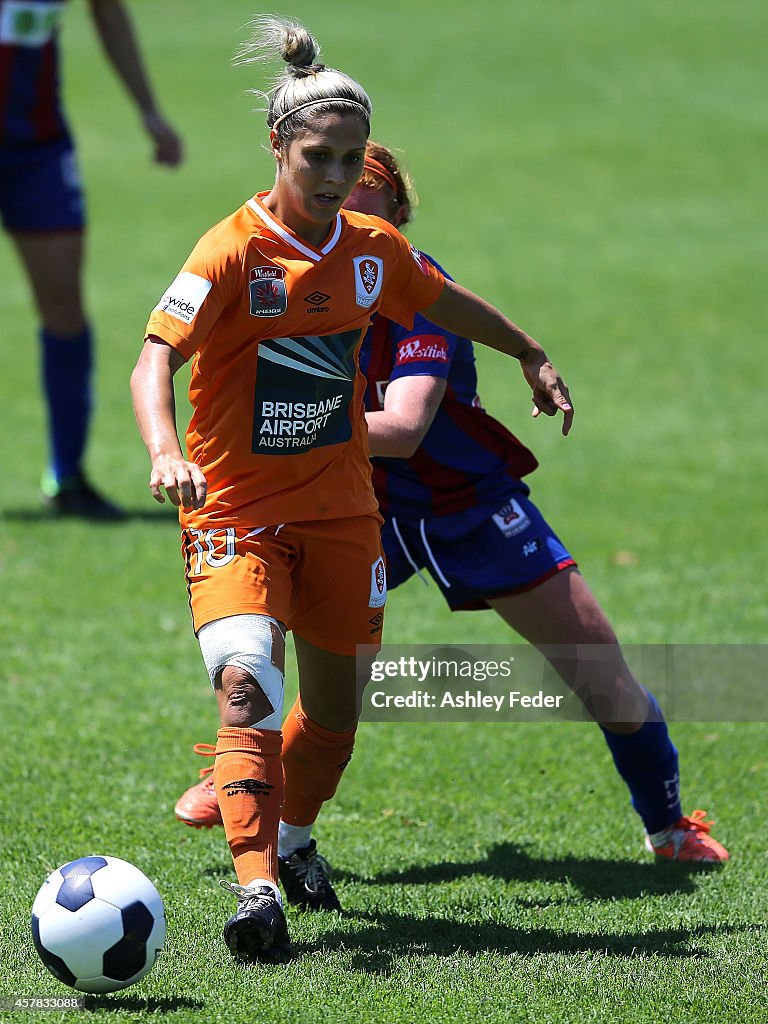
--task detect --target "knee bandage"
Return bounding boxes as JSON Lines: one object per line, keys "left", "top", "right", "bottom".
{"left": 198, "top": 615, "right": 286, "bottom": 730}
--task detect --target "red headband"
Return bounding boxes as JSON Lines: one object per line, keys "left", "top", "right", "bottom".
{"left": 363, "top": 156, "right": 400, "bottom": 196}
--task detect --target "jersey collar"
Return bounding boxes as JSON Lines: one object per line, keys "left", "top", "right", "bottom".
{"left": 246, "top": 193, "right": 342, "bottom": 262}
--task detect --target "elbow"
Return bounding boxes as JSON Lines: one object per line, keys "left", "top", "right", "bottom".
{"left": 129, "top": 362, "right": 144, "bottom": 400}
{"left": 389, "top": 425, "right": 425, "bottom": 459}
{"left": 398, "top": 433, "right": 422, "bottom": 458}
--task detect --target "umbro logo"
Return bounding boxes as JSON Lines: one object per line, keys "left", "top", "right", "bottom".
{"left": 305, "top": 290, "right": 331, "bottom": 304}
{"left": 222, "top": 779, "right": 275, "bottom": 797}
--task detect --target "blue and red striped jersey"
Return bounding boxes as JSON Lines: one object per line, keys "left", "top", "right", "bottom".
{"left": 0, "top": 0, "right": 69, "bottom": 145}
{"left": 359, "top": 254, "right": 538, "bottom": 520}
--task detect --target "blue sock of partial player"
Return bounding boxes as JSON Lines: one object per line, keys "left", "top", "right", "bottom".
{"left": 40, "top": 325, "right": 93, "bottom": 482}
{"left": 600, "top": 690, "right": 682, "bottom": 834}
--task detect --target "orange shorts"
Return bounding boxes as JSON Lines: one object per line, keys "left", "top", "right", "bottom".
{"left": 180, "top": 514, "right": 386, "bottom": 656}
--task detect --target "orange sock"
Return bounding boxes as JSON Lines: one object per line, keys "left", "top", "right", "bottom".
{"left": 214, "top": 727, "right": 283, "bottom": 886}
{"left": 281, "top": 697, "right": 356, "bottom": 827}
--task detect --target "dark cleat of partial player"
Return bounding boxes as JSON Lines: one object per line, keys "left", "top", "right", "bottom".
{"left": 278, "top": 840, "right": 341, "bottom": 912}
{"left": 220, "top": 881, "right": 291, "bottom": 964}
{"left": 42, "top": 472, "right": 124, "bottom": 520}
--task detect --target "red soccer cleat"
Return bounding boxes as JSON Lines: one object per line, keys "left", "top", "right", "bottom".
{"left": 645, "top": 809, "right": 729, "bottom": 863}
{"left": 174, "top": 743, "right": 223, "bottom": 828}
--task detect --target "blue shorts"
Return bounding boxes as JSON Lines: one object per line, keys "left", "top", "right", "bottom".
{"left": 0, "top": 137, "right": 85, "bottom": 231}
{"left": 382, "top": 491, "right": 576, "bottom": 611}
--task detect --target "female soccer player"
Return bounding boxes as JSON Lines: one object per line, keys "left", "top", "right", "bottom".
{"left": 1, "top": 0, "right": 182, "bottom": 517}
{"left": 351, "top": 143, "right": 729, "bottom": 866}
{"left": 131, "top": 17, "right": 571, "bottom": 964}
{"left": 174, "top": 141, "right": 729, "bottom": 902}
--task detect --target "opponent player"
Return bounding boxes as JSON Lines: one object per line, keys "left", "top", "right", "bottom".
{"left": 1, "top": 0, "right": 182, "bottom": 516}
{"left": 174, "top": 141, "right": 728, "bottom": 902}
{"left": 130, "top": 17, "right": 572, "bottom": 964}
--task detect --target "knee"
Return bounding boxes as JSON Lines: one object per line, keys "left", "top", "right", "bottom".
{"left": 301, "top": 699, "right": 360, "bottom": 734}
{"left": 576, "top": 604, "right": 620, "bottom": 645}
{"left": 218, "top": 666, "right": 274, "bottom": 727}
{"left": 199, "top": 614, "right": 286, "bottom": 730}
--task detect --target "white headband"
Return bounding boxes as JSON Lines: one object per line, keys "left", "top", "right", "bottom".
{"left": 271, "top": 98, "right": 370, "bottom": 131}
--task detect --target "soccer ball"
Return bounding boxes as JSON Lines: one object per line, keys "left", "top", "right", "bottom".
{"left": 31, "top": 856, "right": 165, "bottom": 994}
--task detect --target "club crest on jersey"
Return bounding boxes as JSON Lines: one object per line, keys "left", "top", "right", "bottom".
{"left": 369, "top": 556, "right": 387, "bottom": 608}
{"left": 249, "top": 266, "right": 287, "bottom": 317}
{"left": 492, "top": 498, "right": 531, "bottom": 538}
{"left": 353, "top": 256, "right": 384, "bottom": 308}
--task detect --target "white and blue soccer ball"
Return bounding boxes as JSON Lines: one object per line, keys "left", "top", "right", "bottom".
{"left": 31, "top": 856, "right": 165, "bottom": 994}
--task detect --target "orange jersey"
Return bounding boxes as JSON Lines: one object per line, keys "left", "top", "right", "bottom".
{"left": 144, "top": 193, "right": 444, "bottom": 529}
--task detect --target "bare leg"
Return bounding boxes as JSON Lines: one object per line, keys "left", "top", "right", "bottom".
{"left": 10, "top": 229, "right": 122, "bottom": 517}
{"left": 488, "top": 567, "right": 648, "bottom": 733}
{"left": 214, "top": 666, "right": 276, "bottom": 728}
{"left": 279, "top": 634, "right": 374, "bottom": 834}
{"left": 10, "top": 230, "right": 86, "bottom": 335}
{"left": 293, "top": 634, "right": 374, "bottom": 732}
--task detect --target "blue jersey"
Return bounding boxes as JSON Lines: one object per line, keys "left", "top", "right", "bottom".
{"left": 359, "top": 254, "right": 538, "bottom": 522}
{"left": 0, "top": 0, "right": 69, "bottom": 146}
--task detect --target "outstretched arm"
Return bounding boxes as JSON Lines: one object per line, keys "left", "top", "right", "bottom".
{"left": 366, "top": 375, "right": 447, "bottom": 458}
{"left": 130, "top": 337, "right": 206, "bottom": 508}
{"left": 421, "top": 280, "right": 573, "bottom": 436}
{"left": 89, "top": 0, "right": 182, "bottom": 166}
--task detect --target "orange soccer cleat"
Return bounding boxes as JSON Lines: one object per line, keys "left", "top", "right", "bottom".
{"left": 645, "top": 809, "right": 729, "bottom": 863}
{"left": 174, "top": 743, "right": 223, "bottom": 828}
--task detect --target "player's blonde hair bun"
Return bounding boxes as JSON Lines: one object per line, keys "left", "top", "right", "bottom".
{"left": 235, "top": 15, "right": 371, "bottom": 141}
{"left": 277, "top": 22, "right": 322, "bottom": 75}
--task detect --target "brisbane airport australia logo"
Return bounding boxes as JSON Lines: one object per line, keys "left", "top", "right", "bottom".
{"left": 252, "top": 331, "right": 358, "bottom": 455}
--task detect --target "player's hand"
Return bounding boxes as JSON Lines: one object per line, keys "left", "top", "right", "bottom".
{"left": 149, "top": 455, "right": 206, "bottom": 509}
{"left": 521, "top": 355, "right": 573, "bottom": 436}
{"left": 142, "top": 111, "right": 183, "bottom": 167}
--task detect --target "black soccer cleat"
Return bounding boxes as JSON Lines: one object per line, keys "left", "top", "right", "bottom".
{"left": 220, "top": 881, "right": 291, "bottom": 964}
{"left": 278, "top": 840, "right": 342, "bottom": 912}
{"left": 42, "top": 472, "right": 124, "bottom": 521}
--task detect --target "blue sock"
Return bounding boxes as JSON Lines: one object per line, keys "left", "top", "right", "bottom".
{"left": 600, "top": 690, "right": 681, "bottom": 834}
{"left": 40, "top": 325, "right": 93, "bottom": 482}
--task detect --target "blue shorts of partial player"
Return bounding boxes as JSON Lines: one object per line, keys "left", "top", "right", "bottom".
{"left": 0, "top": 136, "right": 85, "bottom": 231}
{"left": 382, "top": 487, "right": 576, "bottom": 611}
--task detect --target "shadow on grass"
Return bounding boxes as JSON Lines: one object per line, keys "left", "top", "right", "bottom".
{"left": 201, "top": 864, "right": 238, "bottom": 879}
{"left": 292, "top": 915, "right": 735, "bottom": 972}
{"left": 82, "top": 995, "right": 203, "bottom": 1012}
{"left": 335, "top": 840, "right": 717, "bottom": 901}
{"left": 1, "top": 508, "right": 178, "bottom": 524}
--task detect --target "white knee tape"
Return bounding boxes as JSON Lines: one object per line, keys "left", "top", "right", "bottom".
{"left": 197, "top": 614, "right": 285, "bottom": 730}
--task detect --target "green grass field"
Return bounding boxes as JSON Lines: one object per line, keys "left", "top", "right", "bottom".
{"left": 2, "top": 1, "right": 767, "bottom": 1021}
